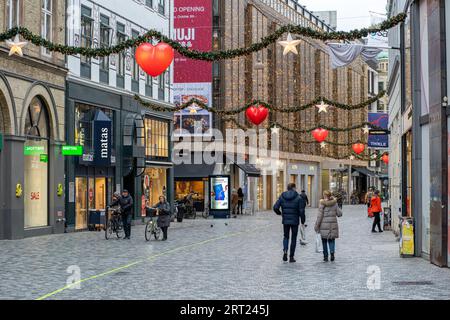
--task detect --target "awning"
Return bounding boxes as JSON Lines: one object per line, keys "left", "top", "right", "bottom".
{"left": 353, "top": 167, "right": 377, "bottom": 177}
{"left": 174, "top": 163, "right": 215, "bottom": 179}
{"left": 225, "top": 155, "right": 261, "bottom": 177}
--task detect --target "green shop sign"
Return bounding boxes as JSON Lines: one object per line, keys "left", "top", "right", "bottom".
{"left": 24, "top": 145, "right": 45, "bottom": 155}
{"left": 40, "top": 154, "right": 48, "bottom": 163}
{"left": 62, "top": 146, "right": 83, "bottom": 156}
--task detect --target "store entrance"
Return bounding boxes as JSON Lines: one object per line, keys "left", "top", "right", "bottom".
{"left": 75, "top": 176, "right": 112, "bottom": 230}
{"left": 175, "top": 179, "right": 206, "bottom": 212}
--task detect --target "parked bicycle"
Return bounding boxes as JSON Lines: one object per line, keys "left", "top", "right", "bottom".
{"left": 105, "top": 207, "right": 124, "bottom": 240}
{"left": 145, "top": 208, "right": 162, "bottom": 241}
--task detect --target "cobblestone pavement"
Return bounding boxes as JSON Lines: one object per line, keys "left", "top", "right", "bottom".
{"left": 1, "top": 205, "right": 450, "bottom": 300}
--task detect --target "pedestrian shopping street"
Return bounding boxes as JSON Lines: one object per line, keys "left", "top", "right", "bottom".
{"left": 0, "top": 205, "right": 449, "bottom": 300}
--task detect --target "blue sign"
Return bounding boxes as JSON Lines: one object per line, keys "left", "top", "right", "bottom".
{"left": 93, "top": 110, "right": 112, "bottom": 166}
{"left": 368, "top": 113, "right": 389, "bottom": 149}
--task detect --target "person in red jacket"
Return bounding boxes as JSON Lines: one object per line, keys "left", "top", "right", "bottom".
{"left": 371, "top": 190, "right": 383, "bottom": 233}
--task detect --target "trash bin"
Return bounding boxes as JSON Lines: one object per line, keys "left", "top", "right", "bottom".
{"left": 399, "top": 216, "right": 414, "bottom": 257}
{"left": 176, "top": 204, "right": 185, "bottom": 223}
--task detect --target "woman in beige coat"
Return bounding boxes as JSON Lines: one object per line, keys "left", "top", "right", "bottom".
{"left": 314, "top": 190, "right": 343, "bottom": 262}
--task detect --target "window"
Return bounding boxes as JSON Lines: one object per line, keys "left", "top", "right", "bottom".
{"left": 146, "top": 74, "right": 153, "bottom": 97}
{"left": 145, "top": 0, "right": 153, "bottom": 9}
{"left": 99, "top": 14, "right": 110, "bottom": 83}
{"left": 116, "top": 23, "right": 126, "bottom": 88}
{"left": 145, "top": 117, "right": 169, "bottom": 159}
{"left": 80, "top": 6, "right": 93, "bottom": 78}
{"left": 131, "top": 30, "right": 140, "bottom": 92}
{"left": 75, "top": 103, "right": 114, "bottom": 149}
{"left": 158, "top": 0, "right": 165, "bottom": 15}
{"left": 7, "top": 0, "right": 20, "bottom": 28}
{"left": 41, "top": 0, "right": 52, "bottom": 56}
{"left": 158, "top": 72, "right": 165, "bottom": 100}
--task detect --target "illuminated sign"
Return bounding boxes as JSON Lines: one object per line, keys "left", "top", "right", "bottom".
{"left": 209, "top": 175, "right": 230, "bottom": 211}
{"left": 62, "top": 146, "right": 83, "bottom": 156}
{"left": 24, "top": 146, "right": 45, "bottom": 155}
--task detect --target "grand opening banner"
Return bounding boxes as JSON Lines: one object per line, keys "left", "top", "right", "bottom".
{"left": 173, "top": 0, "right": 213, "bottom": 136}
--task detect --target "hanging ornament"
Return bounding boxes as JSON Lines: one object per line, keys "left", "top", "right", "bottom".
{"left": 316, "top": 101, "right": 329, "bottom": 114}
{"left": 382, "top": 154, "right": 389, "bottom": 164}
{"left": 352, "top": 142, "right": 365, "bottom": 155}
{"left": 136, "top": 42, "right": 174, "bottom": 77}
{"left": 312, "top": 128, "right": 329, "bottom": 143}
{"left": 362, "top": 125, "right": 371, "bottom": 134}
{"left": 5, "top": 35, "right": 27, "bottom": 57}
{"left": 246, "top": 104, "right": 269, "bottom": 125}
{"left": 278, "top": 33, "right": 301, "bottom": 56}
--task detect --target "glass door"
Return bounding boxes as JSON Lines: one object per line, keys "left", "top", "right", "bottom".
{"left": 95, "top": 177, "right": 106, "bottom": 210}
{"left": 75, "top": 177, "right": 88, "bottom": 230}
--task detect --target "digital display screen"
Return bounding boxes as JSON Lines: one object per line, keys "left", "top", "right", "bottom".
{"left": 209, "top": 176, "right": 230, "bottom": 211}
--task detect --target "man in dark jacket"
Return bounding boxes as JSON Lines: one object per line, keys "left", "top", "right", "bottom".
{"left": 111, "top": 189, "right": 134, "bottom": 239}
{"left": 273, "top": 183, "right": 306, "bottom": 263}
{"left": 300, "top": 190, "right": 309, "bottom": 207}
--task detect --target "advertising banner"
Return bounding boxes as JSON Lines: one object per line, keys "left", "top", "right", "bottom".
{"left": 173, "top": 0, "right": 212, "bottom": 83}
{"left": 92, "top": 110, "right": 112, "bottom": 166}
{"left": 209, "top": 176, "right": 230, "bottom": 211}
{"left": 173, "top": 83, "right": 212, "bottom": 136}
{"left": 368, "top": 113, "right": 389, "bottom": 149}
{"left": 173, "top": 0, "right": 213, "bottom": 137}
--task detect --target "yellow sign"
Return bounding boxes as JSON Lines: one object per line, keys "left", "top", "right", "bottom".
{"left": 57, "top": 184, "right": 63, "bottom": 197}
{"left": 15, "top": 184, "right": 23, "bottom": 198}
{"left": 400, "top": 220, "right": 414, "bottom": 256}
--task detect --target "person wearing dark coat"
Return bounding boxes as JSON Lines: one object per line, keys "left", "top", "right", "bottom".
{"left": 110, "top": 189, "right": 134, "bottom": 240}
{"left": 237, "top": 188, "right": 244, "bottom": 215}
{"left": 152, "top": 196, "right": 171, "bottom": 241}
{"left": 273, "top": 183, "right": 306, "bottom": 263}
{"left": 300, "top": 190, "right": 309, "bottom": 207}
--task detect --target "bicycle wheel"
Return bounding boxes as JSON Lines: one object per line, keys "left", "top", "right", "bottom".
{"left": 145, "top": 220, "right": 153, "bottom": 241}
{"left": 105, "top": 220, "right": 113, "bottom": 240}
{"left": 154, "top": 227, "right": 162, "bottom": 240}
{"left": 116, "top": 219, "right": 124, "bottom": 239}
{"left": 202, "top": 210, "right": 209, "bottom": 219}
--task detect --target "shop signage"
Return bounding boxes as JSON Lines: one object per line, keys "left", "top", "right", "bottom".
{"left": 209, "top": 175, "right": 230, "bottom": 211}
{"left": 40, "top": 154, "right": 48, "bottom": 163}
{"left": 368, "top": 113, "right": 389, "bottom": 149}
{"left": 82, "top": 154, "right": 94, "bottom": 162}
{"left": 93, "top": 110, "right": 112, "bottom": 166}
{"left": 24, "top": 145, "right": 45, "bottom": 156}
{"left": 62, "top": 145, "right": 83, "bottom": 156}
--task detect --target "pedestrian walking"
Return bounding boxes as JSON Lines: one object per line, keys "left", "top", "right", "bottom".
{"left": 110, "top": 189, "right": 134, "bottom": 240}
{"left": 151, "top": 195, "right": 171, "bottom": 241}
{"left": 298, "top": 190, "right": 309, "bottom": 245}
{"left": 314, "top": 190, "right": 343, "bottom": 262}
{"left": 332, "top": 190, "right": 344, "bottom": 209}
{"left": 365, "top": 187, "right": 374, "bottom": 218}
{"left": 273, "top": 183, "right": 306, "bottom": 263}
{"left": 237, "top": 187, "right": 244, "bottom": 215}
{"left": 371, "top": 190, "right": 383, "bottom": 233}
{"left": 231, "top": 189, "right": 239, "bottom": 217}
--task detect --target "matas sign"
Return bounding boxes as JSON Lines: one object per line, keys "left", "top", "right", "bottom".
{"left": 93, "top": 110, "right": 112, "bottom": 166}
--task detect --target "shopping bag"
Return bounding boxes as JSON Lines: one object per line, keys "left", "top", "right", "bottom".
{"left": 315, "top": 233, "right": 323, "bottom": 253}
{"left": 299, "top": 224, "right": 308, "bottom": 245}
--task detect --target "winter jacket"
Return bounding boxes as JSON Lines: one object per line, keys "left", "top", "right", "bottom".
{"left": 370, "top": 196, "right": 382, "bottom": 213}
{"left": 231, "top": 192, "right": 239, "bottom": 207}
{"left": 273, "top": 190, "right": 306, "bottom": 226}
{"left": 111, "top": 195, "right": 134, "bottom": 215}
{"left": 300, "top": 192, "right": 309, "bottom": 206}
{"left": 314, "top": 198, "right": 343, "bottom": 240}
{"left": 153, "top": 202, "right": 171, "bottom": 228}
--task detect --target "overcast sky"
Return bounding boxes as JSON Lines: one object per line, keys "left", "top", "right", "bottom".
{"left": 299, "top": 0, "right": 388, "bottom": 31}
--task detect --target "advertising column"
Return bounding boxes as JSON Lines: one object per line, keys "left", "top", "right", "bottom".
{"left": 173, "top": 0, "right": 213, "bottom": 137}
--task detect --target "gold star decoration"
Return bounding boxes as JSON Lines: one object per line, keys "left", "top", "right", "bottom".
{"left": 320, "top": 142, "right": 327, "bottom": 149}
{"left": 316, "top": 101, "right": 329, "bottom": 114}
{"left": 278, "top": 33, "right": 301, "bottom": 56}
{"left": 350, "top": 155, "right": 355, "bottom": 161}
{"left": 5, "top": 35, "right": 27, "bottom": 57}
{"left": 362, "top": 125, "right": 371, "bottom": 134}
{"left": 189, "top": 107, "right": 198, "bottom": 114}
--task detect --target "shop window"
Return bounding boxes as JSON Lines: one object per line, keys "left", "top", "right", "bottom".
{"left": 144, "top": 117, "right": 169, "bottom": 160}
{"left": 143, "top": 168, "right": 168, "bottom": 216}
{"left": 75, "top": 177, "right": 87, "bottom": 230}
{"left": 24, "top": 97, "right": 49, "bottom": 229}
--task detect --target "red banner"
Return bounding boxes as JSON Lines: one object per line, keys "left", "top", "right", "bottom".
{"left": 173, "top": 0, "right": 212, "bottom": 83}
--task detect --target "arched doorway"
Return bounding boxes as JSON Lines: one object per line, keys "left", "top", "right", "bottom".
{"left": 24, "top": 96, "right": 50, "bottom": 229}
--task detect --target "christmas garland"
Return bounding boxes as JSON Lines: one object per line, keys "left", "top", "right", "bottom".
{"left": 289, "top": 137, "right": 367, "bottom": 147}
{"left": 135, "top": 91, "right": 385, "bottom": 115}
{"left": 0, "top": 13, "right": 405, "bottom": 60}
{"left": 270, "top": 121, "right": 384, "bottom": 133}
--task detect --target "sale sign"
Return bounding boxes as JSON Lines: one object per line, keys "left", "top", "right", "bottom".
{"left": 173, "top": 0, "right": 212, "bottom": 83}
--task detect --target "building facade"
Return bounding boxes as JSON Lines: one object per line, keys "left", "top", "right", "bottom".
{"left": 65, "top": 0, "right": 174, "bottom": 231}
{"left": 388, "top": 0, "right": 448, "bottom": 267}
{"left": 215, "top": 0, "right": 370, "bottom": 209}
{"left": 0, "top": 0, "right": 67, "bottom": 239}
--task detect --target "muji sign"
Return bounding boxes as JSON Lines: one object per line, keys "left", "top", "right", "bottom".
{"left": 92, "top": 110, "right": 112, "bottom": 166}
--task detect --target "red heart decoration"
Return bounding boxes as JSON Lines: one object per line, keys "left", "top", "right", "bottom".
{"left": 136, "top": 42, "right": 174, "bottom": 77}
{"left": 382, "top": 154, "right": 389, "bottom": 164}
{"left": 246, "top": 105, "right": 269, "bottom": 125}
{"left": 312, "top": 128, "right": 329, "bottom": 143}
{"left": 352, "top": 143, "right": 365, "bottom": 155}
